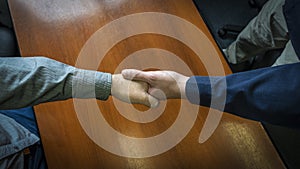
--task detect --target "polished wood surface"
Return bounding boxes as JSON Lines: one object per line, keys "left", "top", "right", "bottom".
{"left": 9, "top": 0, "right": 285, "bottom": 168}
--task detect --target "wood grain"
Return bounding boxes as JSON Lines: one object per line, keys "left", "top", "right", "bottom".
{"left": 9, "top": 0, "right": 285, "bottom": 168}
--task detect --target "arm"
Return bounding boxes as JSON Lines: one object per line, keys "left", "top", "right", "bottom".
{"left": 122, "top": 63, "right": 300, "bottom": 127}
{"left": 186, "top": 63, "right": 300, "bottom": 127}
{"left": 0, "top": 57, "right": 158, "bottom": 110}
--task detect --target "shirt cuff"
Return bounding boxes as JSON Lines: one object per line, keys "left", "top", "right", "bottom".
{"left": 185, "top": 76, "right": 212, "bottom": 107}
{"left": 70, "top": 69, "right": 112, "bottom": 100}
{"left": 185, "top": 76, "right": 227, "bottom": 111}
{"left": 95, "top": 71, "right": 112, "bottom": 100}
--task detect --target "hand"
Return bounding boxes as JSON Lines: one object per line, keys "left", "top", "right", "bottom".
{"left": 111, "top": 74, "right": 159, "bottom": 108}
{"left": 121, "top": 69, "right": 189, "bottom": 100}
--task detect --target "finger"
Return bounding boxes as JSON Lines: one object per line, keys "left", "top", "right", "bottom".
{"left": 121, "top": 69, "right": 154, "bottom": 84}
{"left": 148, "top": 88, "right": 167, "bottom": 100}
{"left": 144, "top": 93, "right": 160, "bottom": 108}
{"left": 121, "top": 69, "right": 142, "bottom": 80}
{"left": 138, "top": 83, "right": 160, "bottom": 108}
{"left": 131, "top": 91, "right": 160, "bottom": 108}
{"left": 127, "top": 80, "right": 159, "bottom": 108}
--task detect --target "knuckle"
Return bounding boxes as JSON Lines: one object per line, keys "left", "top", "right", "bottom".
{"left": 148, "top": 74, "right": 157, "bottom": 82}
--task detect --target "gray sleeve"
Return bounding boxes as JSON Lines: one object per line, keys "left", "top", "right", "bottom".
{"left": 0, "top": 114, "right": 39, "bottom": 160}
{"left": 0, "top": 57, "right": 112, "bottom": 110}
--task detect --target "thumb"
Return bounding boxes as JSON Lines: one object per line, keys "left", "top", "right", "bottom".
{"left": 148, "top": 93, "right": 160, "bottom": 108}
{"left": 122, "top": 69, "right": 153, "bottom": 84}
{"left": 131, "top": 90, "right": 159, "bottom": 108}
{"left": 144, "top": 92, "right": 160, "bottom": 108}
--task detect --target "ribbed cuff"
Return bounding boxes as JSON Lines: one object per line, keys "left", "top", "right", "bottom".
{"left": 71, "top": 69, "right": 112, "bottom": 100}
{"left": 95, "top": 72, "right": 112, "bottom": 100}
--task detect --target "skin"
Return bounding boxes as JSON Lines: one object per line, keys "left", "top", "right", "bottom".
{"left": 121, "top": 69, "right": 189, "bottom": 102}
{"left": 111, "top": 74, "right": 160, "bottom": 108}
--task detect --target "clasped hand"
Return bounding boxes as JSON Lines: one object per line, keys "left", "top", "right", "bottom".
{"left": 111, "top": 69, "right": 189, "bottom": 107}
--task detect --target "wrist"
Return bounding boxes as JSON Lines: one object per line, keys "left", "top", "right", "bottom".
{"left": 110, "top": 74, "right": 118, "bottom": 96}
{"left": 179, "top": 76, "right": 189, "bottom": 99}
{"left": 95, "top": 72, "right": 112, "bottom": 100}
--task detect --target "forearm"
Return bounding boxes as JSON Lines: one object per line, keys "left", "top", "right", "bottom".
{"left": 0, "top": 57, "right": 111, "bottom": 110}
{"left": 186, "top": 63, "right": 300, "bottom": 127}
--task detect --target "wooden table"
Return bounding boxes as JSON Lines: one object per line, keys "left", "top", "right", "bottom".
{"left": 9, "top": 0, "right": 285, "bottom": 168}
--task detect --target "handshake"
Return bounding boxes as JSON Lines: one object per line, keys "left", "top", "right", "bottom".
{"left": 111, "top": 69, "right": 190, "bottom": 108}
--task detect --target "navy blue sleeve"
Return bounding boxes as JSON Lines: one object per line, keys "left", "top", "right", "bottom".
{"left": 284, "top": 0, "right": 300, "bottom": 57}
{"left": 185, "top": 63, "right": 300, "bottom": 127}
